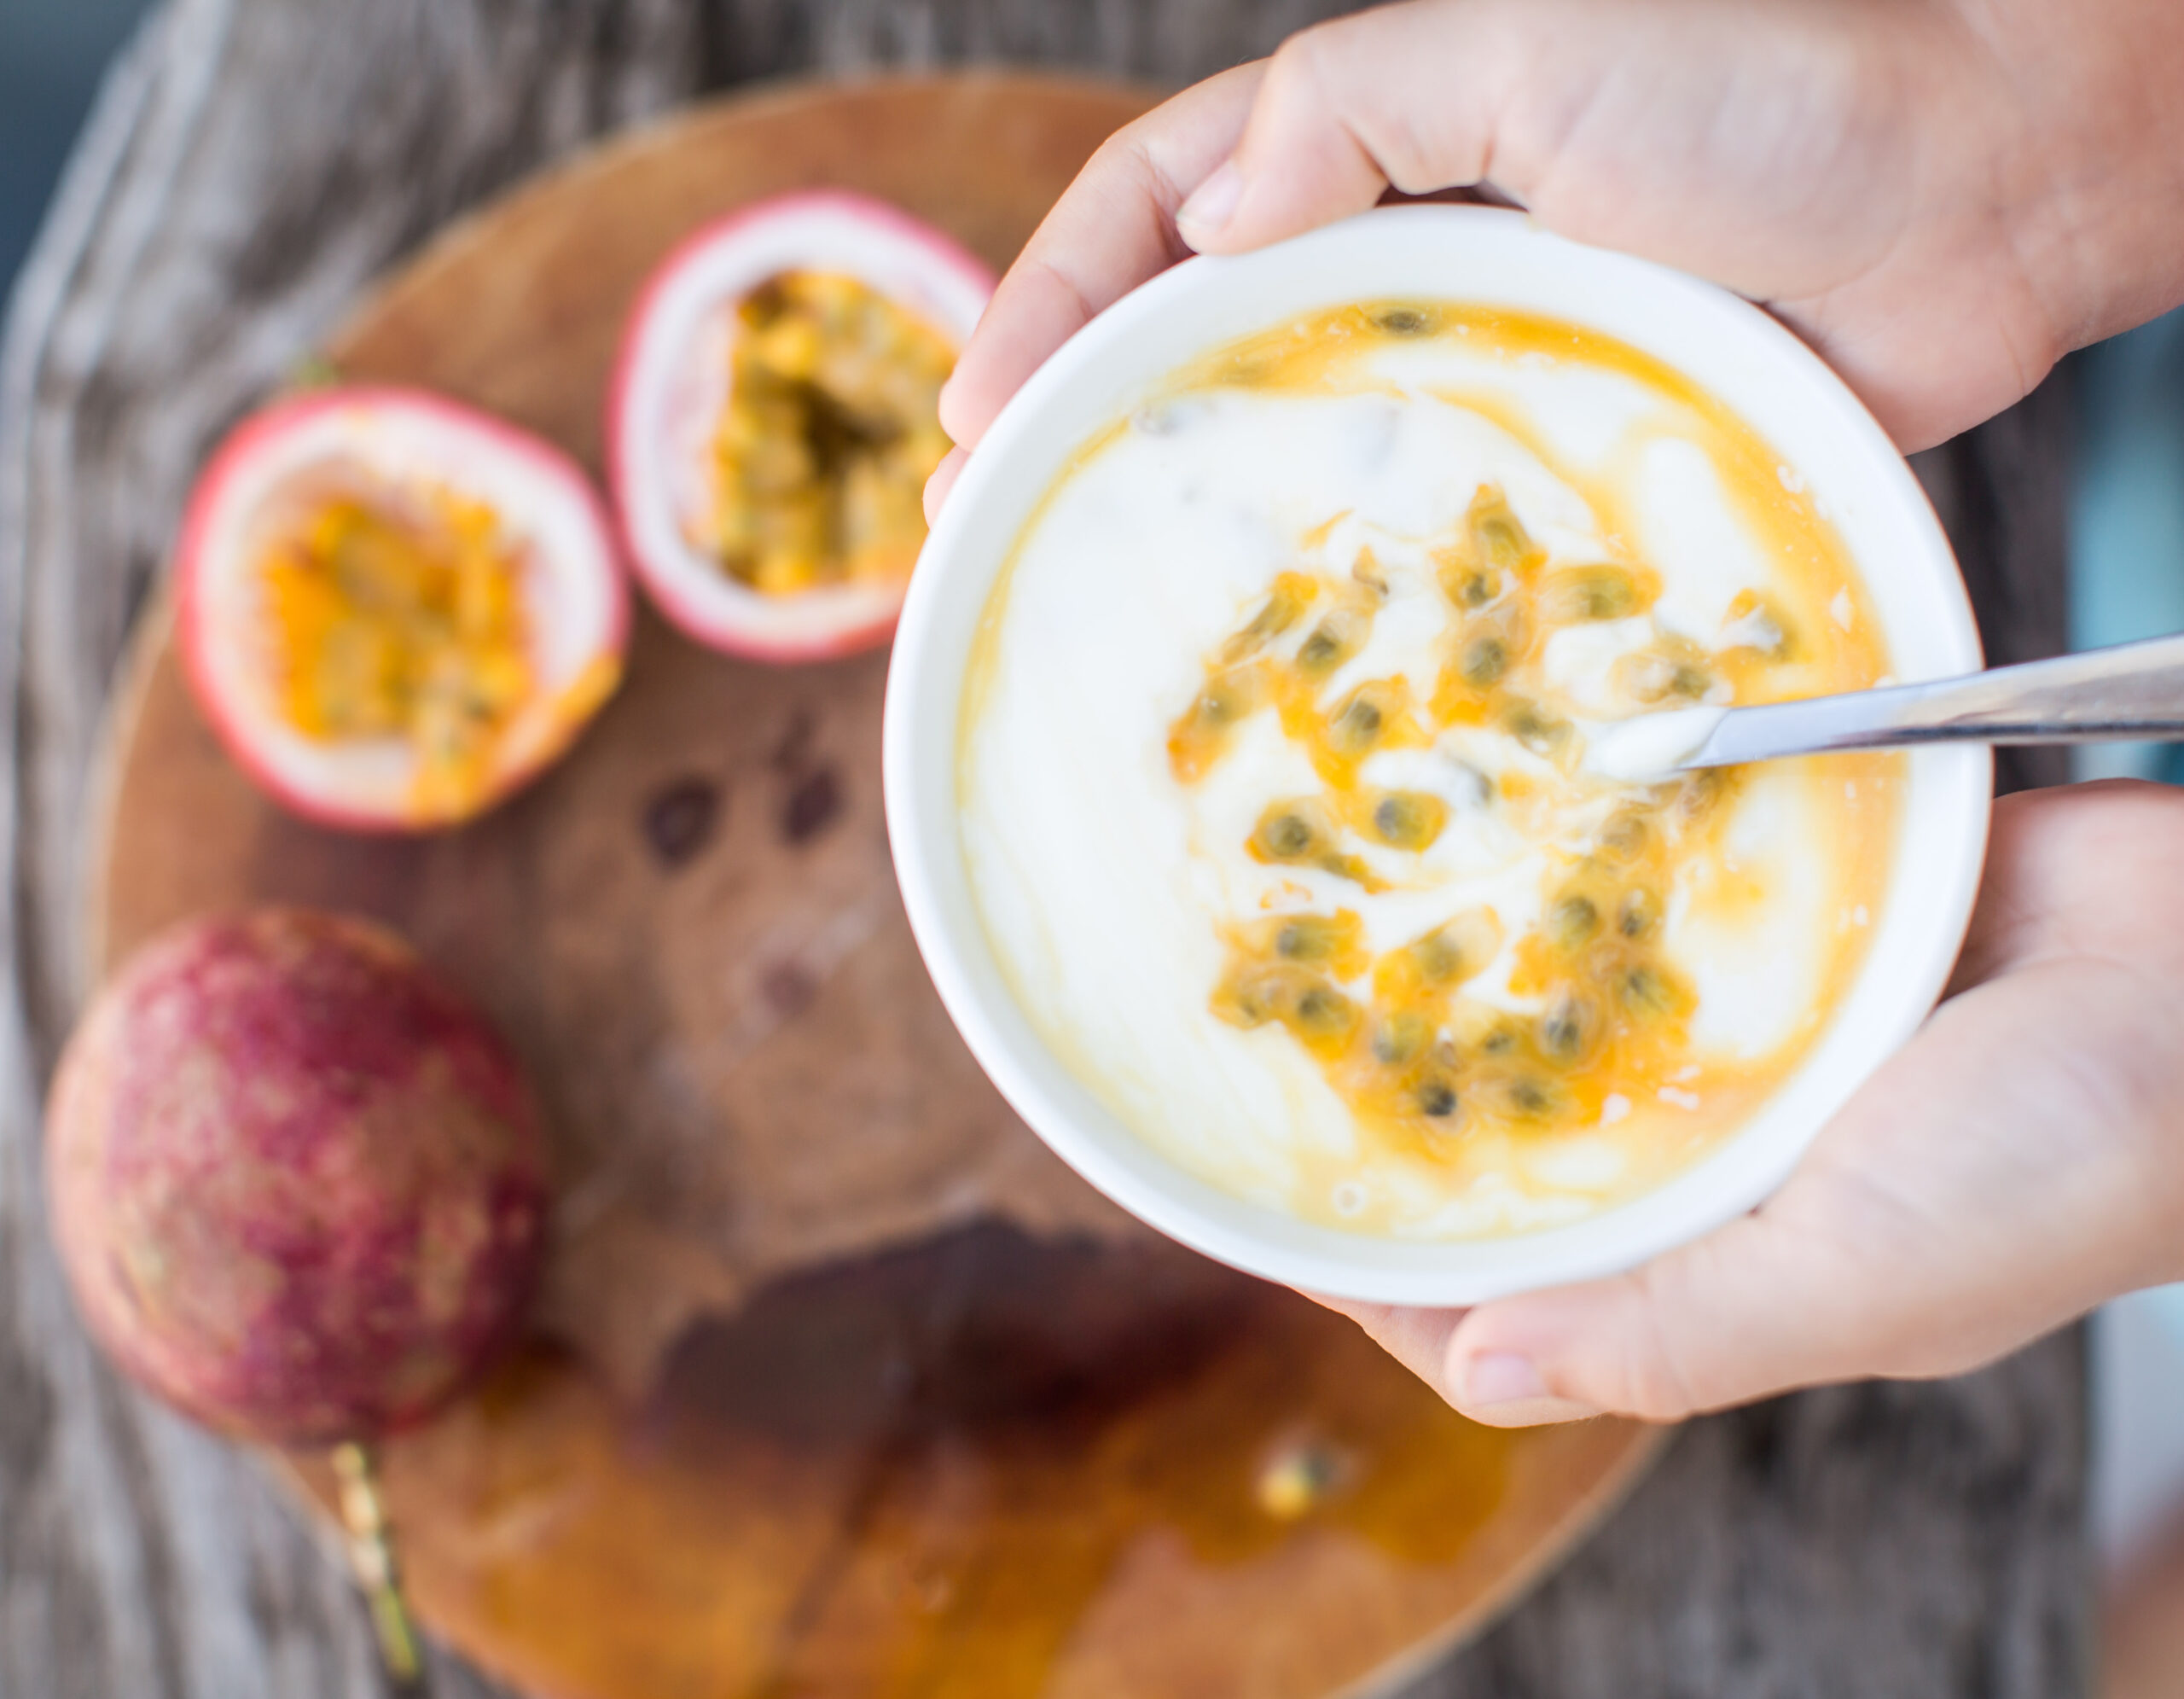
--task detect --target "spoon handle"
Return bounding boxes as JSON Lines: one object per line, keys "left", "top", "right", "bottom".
{"left": 1687, "top": 631, "right": 2184, "bottom": 768}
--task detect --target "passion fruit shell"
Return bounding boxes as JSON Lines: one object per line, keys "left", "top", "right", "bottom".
{"left": 44, "top": 910, "right": 549, "bottom": 1447}
{"left": 608, "top": 190, "right": 995, "bottom": 661}
{"left": 177, "top": 386, "right": 629, "bottom": 832}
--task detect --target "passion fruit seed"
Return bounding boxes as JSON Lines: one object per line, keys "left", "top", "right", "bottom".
{"left": 1548, "top": 893, "right": 1601, "bottom": 950}
{"left": 1297, "top": 614, "right": 1362, "bottom": 676}
{"left": 1505, "top": 701, "right": 1571, "bottom": 755}
{"left": 1618, "top": 887, "right": 1661, "bottom": 939}
{"left": 1622, "top": 963, "right": 1694, "bottom": 1018}
{"left": 1503, "top": 1075, "right": 1556, "bottom": 1120}
{"left": 1468, "top": 492, "right": 1543, "bottom": 578}
{"left": 1415, "top": 1079, "right": 1460, "bottom": 1119}
{"left": 1199, "top": 672, "right": 1256, "bottom": 725}
{"left": 1370, "top": 790, "right": 1449, "bottom": 851}
{"left": 1600, "top": 810, "right": 1651, "bottom": 860}
{"left": 1254, "top": 805, "right": 1322, "bottom": 862}
{"left": 1293, "top": 986, "right": 1355, "bottom": 1039}
{"left": 1330, "top": 689, "right": 1387, "bottom": 753}
{"left": 1275, "top": 914, "right": 1353, "bottom": 963}
{"left": 1395, "top": 911, "right": 1500, "bottom": 992}
{"left": 1222, "top": 573, "right": 1317, "bottom": 662}
{"left": 1406, "top": 931, "right": 1461, "bottom": 986}
{"left": 1540, "top": 990, "right": 1596, "bottom": 1063}
{"left": 1370, "top": 305, "right": 1437, "bottom": 336}
{"left": 1168, "top": 668, "right": 1265, "bottom": 782}
{"left": 1478, "top": 518, "right": 1530, "bottom": 571}
{"left": 1460, "top": 633, "right": 1509, "bottom": 687}
{"left": 1372, "top": 1012, "right": 1430, "bottom": 1065}
{"left": 1211, "top": 965, "right": 1277, "bottom": 1027}
{"left": 1540, "top": 564, "right": 1651, "bottom": 623}
{"left": 1612, "top": 642, "right": 1715, "bottom": 705}
{"left": 1672, "top": 767, "right": 1734, "bottom": 826}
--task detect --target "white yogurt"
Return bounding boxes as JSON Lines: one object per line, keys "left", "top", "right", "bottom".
{"left": 960, "top": 316, "right": 1891, "bottom": 1236}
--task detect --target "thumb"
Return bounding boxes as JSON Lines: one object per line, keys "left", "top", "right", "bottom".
{"left": 1440, "top": 1209, "right": 1908, "bottom": 1426}
{"left": 1176, "top": 0, "right": 1514, "bottom": 253}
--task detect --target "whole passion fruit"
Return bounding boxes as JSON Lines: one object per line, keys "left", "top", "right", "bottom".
{"left": 45, "top": 910, "right": 549, "bottom": 1446}
{"left": 179, "top": 386, "right": 629, "bottom": 832}
{"left": 609, "top": 190, "right": 994, "bottom": 660}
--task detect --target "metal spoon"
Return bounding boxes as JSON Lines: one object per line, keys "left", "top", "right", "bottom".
{"left": 1585, "top": 631, "right": 2184, "bottom": 781}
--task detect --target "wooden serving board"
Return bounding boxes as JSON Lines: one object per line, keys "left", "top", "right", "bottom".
{"left": 87, "top": 74, "right": 1661, "bottom": 1699}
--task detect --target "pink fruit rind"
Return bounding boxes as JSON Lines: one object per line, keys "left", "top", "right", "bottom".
{"left": 607, "top": 189, "right": 996, "bottom": 663}
{"left": 177, "top": 386, "right": 630, "bottom": 834}
{"left": 47, "top": 911, "right": 549, "bottom": 1446}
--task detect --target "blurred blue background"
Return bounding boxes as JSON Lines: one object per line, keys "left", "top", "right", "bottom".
{"left": 0, "top": 0, "right": 154, "bottom": 304}
{"left": 2071, "top": 313, "right": 2184, "bottom": 1584}
{"left": 2071, "top": 312, "right": 2184, "bottom": 782}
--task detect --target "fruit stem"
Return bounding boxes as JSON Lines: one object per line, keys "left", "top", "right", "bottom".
{"left": 287, "top": 352, "right": 344, "bottom": 390}
{"left": 330, "top": 1441, "right": 421, "bottom": 1687}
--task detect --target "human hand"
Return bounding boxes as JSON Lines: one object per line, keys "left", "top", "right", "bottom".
{"left": 932, "top": 0, "right": 2184, "bottom": 515}
{"left": 1319, "top": 780, "right": 2184, "bottom": 1426}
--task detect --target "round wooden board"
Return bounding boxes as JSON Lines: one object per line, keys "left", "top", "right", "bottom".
{"left": 89, "top": 73, "right": 1662, "bottom": 1699}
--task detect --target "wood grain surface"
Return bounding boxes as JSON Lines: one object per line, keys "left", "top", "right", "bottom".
{"left": 98, "top": 76, "right": 1186, "bottom": 1411}
{"left": 0, "top": 3, "right": 2088, "bottom": 1697}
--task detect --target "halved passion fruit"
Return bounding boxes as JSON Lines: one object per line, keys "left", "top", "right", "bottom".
{"left": 178, "top": 387, "right": 628, "bottom": 831}
{"left": 608, "top": 190, "right": 995, "bottom": 660}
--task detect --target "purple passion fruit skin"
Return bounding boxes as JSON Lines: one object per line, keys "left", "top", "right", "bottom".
{"left": 45, "top": 910, "right": 549, "bottom": 1447}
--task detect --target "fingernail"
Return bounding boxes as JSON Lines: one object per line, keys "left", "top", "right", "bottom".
{"left": 1176, "top": 161, "right": 1243, "bottom": 244}
{"left": 1462, "top": 1352, "right": 1550, "bottom": 1406}
{"left": 1456, "top": 1352, "right": 1600, "bottom": 1424}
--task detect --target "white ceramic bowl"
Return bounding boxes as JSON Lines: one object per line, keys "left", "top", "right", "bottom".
{"left": 884, "top": 206, "right": 1989, "bottom": 1305}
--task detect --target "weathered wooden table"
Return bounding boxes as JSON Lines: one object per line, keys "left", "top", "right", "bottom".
{"left": 0, "top": 3, "right": 2089, "bottom": 1695}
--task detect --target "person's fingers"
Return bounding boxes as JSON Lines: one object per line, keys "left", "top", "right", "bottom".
{"left": 1306, "top": 1295, "right": 1456, "bottom": 1387}
{"left": 1177, "top": 1, "right": 1513, "bottom": 253}
{"left": 932, "top": 2, "right": 1519, "bottom": 515}
{"left": 1948, "top": 780, "right": 2184, "bottom": 992}
{"left": 1315, "top": 1295, "right": 1600, "bottom": 1425}
{"left": 1321, "top": 1209, "right": 1855, "bottom": 1428}
{"left": 1321, "top": 784, "right": 2184, "bottom": 1431}
{"left": 936, "top": 64, "right": 1265, "bottom": 457}
{"left": 922, "top": 445, "right": 967, "bottom": 526}
{"left": 1438, "top": 1211, "right": 1869, "bottom": 1427}
{"left": 1438, "top": 949, "right": 2184, "bottom": 1427}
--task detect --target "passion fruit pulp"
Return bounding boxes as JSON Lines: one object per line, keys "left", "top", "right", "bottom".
{"left": 179, "top": 387, "right": 628, "bottom": 831}
{"left": 709, "top": 268, "right": 956, "bottom": 593}
{"left": 45, "top": 910, "right": 549, "bottom": 1446}
{"left": 610, "top": 190, "right": 995, "bottom": 661}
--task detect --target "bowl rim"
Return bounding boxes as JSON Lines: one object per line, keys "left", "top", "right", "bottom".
{"left": 884, "top": 204, "right": 1990, "bottom": 1304}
